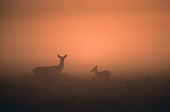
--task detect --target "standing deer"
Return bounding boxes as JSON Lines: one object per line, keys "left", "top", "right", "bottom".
{"left": 91, "top": 66, "right": 111, "bottom": 81}
{"left": 33, "top": 54, "right": 67, "bottom": 81}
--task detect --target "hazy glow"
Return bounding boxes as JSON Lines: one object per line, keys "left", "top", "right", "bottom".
{"left": 0, "top": 0, "right": 170, "bottom": 73}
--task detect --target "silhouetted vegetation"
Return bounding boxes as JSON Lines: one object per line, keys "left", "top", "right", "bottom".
{"left": 0, "top": 71, "right": 170, "bottom": 112}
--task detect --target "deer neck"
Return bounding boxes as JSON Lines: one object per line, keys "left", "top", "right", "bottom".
{"left": 94, "top": 69, "right": 99, "bottom": 76}
{"left": 58, "top": 59, "right": 65, "bottom": 68}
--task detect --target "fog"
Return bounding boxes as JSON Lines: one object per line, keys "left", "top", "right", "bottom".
{"left": 1, "top": 1, "right": 170, "bottom": 112}
{"left": 0, "top": 0, "right": 170, "bottom": 75}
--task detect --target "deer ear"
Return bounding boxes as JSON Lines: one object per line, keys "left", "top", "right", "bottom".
{"left": 64, "top": 54, "right": 67, "bottom": 57}
{"left": 58, "top": 55, "right": 61, "bottom": 58}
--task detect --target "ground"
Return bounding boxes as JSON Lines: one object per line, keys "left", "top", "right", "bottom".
{"left": 0, "top": 71, "right": 170, "bottom": 112}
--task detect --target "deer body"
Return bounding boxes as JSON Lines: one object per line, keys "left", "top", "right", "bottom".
{"left": 91, "top": 66, "right": 111, "bottom": 81}
{"left": 33, "top": 54, "right": 67, "bottom": 81}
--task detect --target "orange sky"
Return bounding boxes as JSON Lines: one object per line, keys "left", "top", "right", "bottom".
{"left": 0, "top": 0, "right": 170, "bottom": 74}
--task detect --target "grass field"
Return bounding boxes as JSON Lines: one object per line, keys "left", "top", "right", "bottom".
{"left": 0, "top": 71, "right": 170, "bottom": 112}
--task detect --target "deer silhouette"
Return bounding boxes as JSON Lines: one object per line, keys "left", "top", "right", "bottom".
{"left": 33, "top": 54, "right": 67, "bottom": 81}
{"left": 91, "top": 66, "right": 111, "bottom": 81}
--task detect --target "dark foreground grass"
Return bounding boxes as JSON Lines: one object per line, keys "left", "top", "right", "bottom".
{"left": 0, "top": 72, "right": 170, "bottom": 112}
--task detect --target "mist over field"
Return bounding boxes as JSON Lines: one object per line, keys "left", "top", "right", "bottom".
{"left": 0, "top": 71, "right": 170, "bottom": 112}
{"left": 1, "top": 0, "right": 170, "bottom": 112}
{"left": 1, "top": 0, "right": 170, "bottom": 75}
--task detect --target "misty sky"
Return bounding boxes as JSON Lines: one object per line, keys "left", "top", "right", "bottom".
{"left": 0, "top": 0, "right": 170, "bottom": 73}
